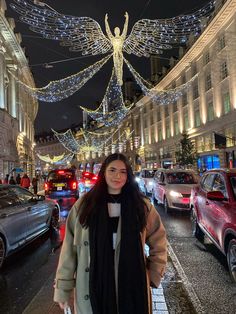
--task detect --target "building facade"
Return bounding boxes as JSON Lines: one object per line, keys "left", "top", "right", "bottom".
{"left": 76, "top": 0, "right": 236, "bottom": 172}
{"left": 0, "top": 0, "right": 38, "bottom": 180}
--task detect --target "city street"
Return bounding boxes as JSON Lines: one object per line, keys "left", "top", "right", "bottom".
{"left": 0, "top": 197, "right": 235, "bottom": 314}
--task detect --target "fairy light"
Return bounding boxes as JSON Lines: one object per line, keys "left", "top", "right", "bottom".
{"left": 11, "top": 0, "right": 215, "bottom": 86}
{"left": 37, "top": 153, "right": 65, "bottom": 163}
{"left": 9, "top": 55, "right": 111, "bottom": 102}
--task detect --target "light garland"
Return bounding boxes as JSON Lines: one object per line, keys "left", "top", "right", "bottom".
{"left": 9, "top": 55, "right": 111, "bottom": 102}
{"left": 37, "top": 152, "right": 65, "bottom": 163}
{"left": 80, "top": 68, "right": 132, "bottom": 127}
{"left": 11, "top": 0, "right": 215, "bottom": 87}
{"left": 125, "top": 57, "right": 199, "bottom": 105}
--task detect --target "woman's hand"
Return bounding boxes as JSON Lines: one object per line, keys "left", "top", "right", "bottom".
{"left": 58, "top": 301, "right": 69, "bottom": 310}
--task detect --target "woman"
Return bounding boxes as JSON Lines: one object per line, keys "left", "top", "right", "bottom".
{"left": 54, "top": 153, "right": 167, "bottom": 314}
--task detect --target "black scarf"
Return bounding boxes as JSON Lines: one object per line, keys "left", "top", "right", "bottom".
{"left": 89, "top": 194, "right": 148, "bottom": 314}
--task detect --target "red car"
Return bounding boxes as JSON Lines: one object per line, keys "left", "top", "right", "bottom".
{"left": 78, "top": 171, "right": 98, "bottom": 194}
{"left": 190, "top": 168, "right": 236, "bottom": 282}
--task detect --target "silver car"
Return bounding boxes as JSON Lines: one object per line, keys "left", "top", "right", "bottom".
{"left": 0, "top": 184, "right": 60, "bottom": 268}
{"left": 153, "top": 169, "right": 199, "bottom": 213}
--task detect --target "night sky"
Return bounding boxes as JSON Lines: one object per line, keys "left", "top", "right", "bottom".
{"left": 6, "top": 0, "right": 208, "bottom": 134}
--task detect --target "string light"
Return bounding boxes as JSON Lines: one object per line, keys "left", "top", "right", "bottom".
{"left": 9, "top": 55, "right": 111, "bottom": 102}
{"left": 11, "top": 0, "right": 215, "bottom": 86}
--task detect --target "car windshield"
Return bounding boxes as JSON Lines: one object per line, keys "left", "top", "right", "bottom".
{"left": 143, "top": 170, "right": 156, "bottom": 178}
{"left": 166, "top": 172, "right": 197, "bottom": 184}
{"left": 230, "top": 176, "right": 236, "bottom": 199}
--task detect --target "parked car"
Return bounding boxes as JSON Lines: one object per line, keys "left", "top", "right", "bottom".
{"left": 135, "top": 169, "right": 157, "bottom": 195}
{"left": 153, "top": 168, "right": 199, "bottom": 213}
{"left": 190, "top": 168, "right": 236, "bottom": 283}
{"left": 44, "top": 168, "right": 79, "bottom": 199}
{"left": 78, "top": 171, "right": 98, "bottom": 194}
{"left": 0, "top": 184, "right": 60, "bottom": 268}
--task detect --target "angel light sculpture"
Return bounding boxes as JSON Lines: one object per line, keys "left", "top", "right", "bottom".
{"left": 10, "top": 0, "right": 215, "bottom": 89}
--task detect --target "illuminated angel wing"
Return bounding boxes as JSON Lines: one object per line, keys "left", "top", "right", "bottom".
{"left": 10, "top": 0, "right": 112, "bottom": 56}
{"left": 123, "top": 0, "right": 215, "bottom": 57}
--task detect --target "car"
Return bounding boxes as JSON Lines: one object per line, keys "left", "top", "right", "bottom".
{"left": 0, "top": 184, "right": 60, "bottom": 268}
{"left": 44, "top": 168, "right": 79, "bottom": 199}
{"left": 153, "top": 168, "right": 199, "bottom": 213}
{"left": 78, "top": 171, "right": 98, "bottom": 194}
{"left": 135, "top": 169, "right": 157, "bottom": 195}
{"left": 190, "top": 168, "right": 236, "bottom": 283}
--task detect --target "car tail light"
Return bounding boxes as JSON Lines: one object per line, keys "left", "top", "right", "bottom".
{"left": 71, "top": 181, "right": 77, "bottom": 190}
{"left": 44, "top": 182, "right": 49, "bottom": 191}
{"left": 92, "top": 175, "right": 98, "bottom": 181}
{"left": 58, "top": 170, "right": 65, "bottom": 174}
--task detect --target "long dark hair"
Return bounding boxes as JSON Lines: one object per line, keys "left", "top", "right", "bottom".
{"left": 79, "top": 153, "right": 148, "bottom": 231}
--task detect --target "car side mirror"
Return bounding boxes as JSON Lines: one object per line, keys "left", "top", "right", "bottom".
{"left": 207, "top": 191, "right": 225, "bottom": 201}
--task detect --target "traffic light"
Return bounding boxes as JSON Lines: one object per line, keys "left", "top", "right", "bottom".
{"left": 214, "top": 133, "right": 226, "bottom": 149}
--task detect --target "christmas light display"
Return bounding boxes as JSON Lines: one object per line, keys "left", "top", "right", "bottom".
{"left": 125, "top": 58, "right": 199, "bottom": 105}
{"left": 11, "top": 0, "right": 215, "bottom": 88}
{"left": 9, "top": 55, "right": 111, "bottom": 102}
{"left": 37, "top": 153, "right": 65, "bottom": 163}
{"left": 80, "top": 68, "right": 132, "bottom": 127}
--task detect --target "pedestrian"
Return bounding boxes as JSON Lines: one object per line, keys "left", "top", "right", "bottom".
{"left": 32, "top": 177, "right": 38, "bottom": 194}
{"left": 54, "top": 153, "right": 167, "bottom": 314}
{"left": 16, "top": 173, "right": 21, "bottom": 184}
{"left": 3, "top": 174, "right": 9, "bottom": 184}
{"left": 20, "top": 173, "right": 30, "bottom": 189}
{"left": 9, "top": 175, "right": 16, "bottom": 184}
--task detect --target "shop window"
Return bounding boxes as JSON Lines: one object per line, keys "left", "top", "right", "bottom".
{"left": 182, "top": 93, "right": 187, "bottom": 106}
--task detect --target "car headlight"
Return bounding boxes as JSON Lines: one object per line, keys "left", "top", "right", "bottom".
{"left": 169, "top": 190, "right": 183, "bottom": 198}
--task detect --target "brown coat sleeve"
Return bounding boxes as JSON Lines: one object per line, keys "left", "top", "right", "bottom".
{"left": 145, "top": 201, "right": 167, "bottom": 288}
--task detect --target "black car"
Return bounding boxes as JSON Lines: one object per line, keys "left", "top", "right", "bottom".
{"left": 44, "top": 168, "right": 79, "bottom": 199}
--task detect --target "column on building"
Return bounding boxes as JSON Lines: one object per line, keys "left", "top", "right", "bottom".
{"left": 186, "top": 67, "right": 194, "bottom": 129}
{"left": 7, "top": 64, "right": 18, "bottom": 118}
{"left": 211, "top": 40, "right": 222, "bottom": 118}
{"left": 169, "top": 103, "right": 174, "bottom": 137}
{"left": 140, "top": 107, "right": 144, "bottom": 146}
{"left": 226, "top": 29, "right": 236, "bottom": 109}
{"left": 160, "top": 105, "right": 166, "bottom": 140}
{"left": 0, "top": 42, "right": 6, "bottom": 109}
{"left": 198, "top": 59, "right": 207, "bottom": 125}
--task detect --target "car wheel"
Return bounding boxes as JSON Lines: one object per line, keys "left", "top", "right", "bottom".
{"left": 191, "top": 208, "right": 204, "bottom": 241}
{"left": 0, "top": 236, "right": 6, "bottom": 269}
{"left": 164, "top": 196, "right": 169, "bottom": 214}
{"left": 227, "top": 239, "right": 236, "bottom": 283}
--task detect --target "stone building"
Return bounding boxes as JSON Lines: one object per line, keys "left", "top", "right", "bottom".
{"left": 0, "top": 0, "right": 38, "bottom": 180}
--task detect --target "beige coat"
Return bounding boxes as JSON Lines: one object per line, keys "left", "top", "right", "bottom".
{"left": 54, "top": 197, "right": 167, "bottom": 314}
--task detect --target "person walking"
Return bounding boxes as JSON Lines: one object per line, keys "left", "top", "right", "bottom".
{"left": 3, "top": 174, "right": 9, "bottom": 184}
{"left": 16, "top": 173, "right": 21, "bottom": 185}
{"left": 54, "top": 153, "right": 167, "bottom": 314}
{"left": 9, "top": 175, "right": 16, "bottom": 184}
{"left": 32, "top": 177, "right": 38, "bottom": 194}
{"left": 20, "top": 173, "right": 30, "bottom": 189}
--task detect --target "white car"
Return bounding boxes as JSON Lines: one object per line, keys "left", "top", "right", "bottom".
{"left": 152, "top": 169, "right": 199, "bottom": 213}
{"left": 135, "top": 169, "right": 157, "bottom": 195}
